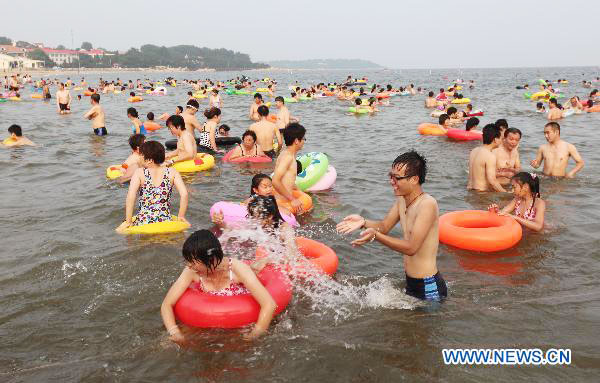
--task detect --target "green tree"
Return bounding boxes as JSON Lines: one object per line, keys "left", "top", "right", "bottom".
{"left": 56, "top": 44, "right": 66, "bottom": 50}
{"left": 0, "top": 36, "right": 12, "bottom": 45}
{"left": 27, "top": 49, "right": 55, "bottom": 67}
{"left": 16, "top": 41, "right": 35, "bottom": 48}
{"left": 81, "top": 41, "right": 93, "bottom": 50}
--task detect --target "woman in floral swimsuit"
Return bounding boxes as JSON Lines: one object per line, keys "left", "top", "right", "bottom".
{"left": 117, "top": 141, "right": 189, "bottom": 231}
{"left": 488, "top": 172, "right": 546, "bottom": 232}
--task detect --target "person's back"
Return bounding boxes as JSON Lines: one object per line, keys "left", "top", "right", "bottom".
{"left": 468, "top": 124, "right": 504, "bottom": 192}
{"left": 250, "top": 105, "right": 281, "bottom": 157}
{"left": 3, "top": 125, "right": 35, "bottom": 147}
{"left": 85, "top": 94, "right": 106, "bottom": 136}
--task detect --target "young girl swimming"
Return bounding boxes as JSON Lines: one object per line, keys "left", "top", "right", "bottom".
{"left": 488, "top": 172, "right": 545, "bottom": 231}
{"left": 160, "top": 229, "right": 277, "bottom": 343}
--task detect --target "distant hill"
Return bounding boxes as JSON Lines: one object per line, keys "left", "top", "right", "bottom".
{"left": 268, "top": 59, "right": 383, "bottom": 69}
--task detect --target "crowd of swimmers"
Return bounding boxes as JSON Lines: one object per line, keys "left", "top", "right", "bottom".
{"left": 0, "top": 72, "right": 590, "bottom": 345}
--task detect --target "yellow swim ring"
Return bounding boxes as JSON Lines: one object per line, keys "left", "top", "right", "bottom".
{"left": 171, "top": 153, "right": 215, "bottom": 173}
{"left": 256, "top": 88, "right": 269, "bottom": 92}
{"left": 451, "top": 98, "right": 471, "bottom": 104}
{"left": 31, "top": 94, "right": 43, "bottom": 99}
{"left": 120, "top": 215, "right": 191, "bottom": 235}
{"left": 449, "top": 86, "right": 463, "bottom": 90}
{"left": 9, "top": 97, "right": 21, "bottom": 101}
{"left": 106, "top": 164, "right": 125, "bottom": 179}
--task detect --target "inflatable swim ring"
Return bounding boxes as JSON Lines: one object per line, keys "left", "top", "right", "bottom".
{"left": 296, "top": 152, "right": 329, "bottom": 191}
{"left": 276, "top": 190, "right": 313, "bottom": 215}
{"left": 2, "top": 137, "right": 17, "bottom": 145}
{"left": 174, "top": 264, "right": 292, "bottom": 328}
{"left": 451, "top": 98, "right": 471, "bottom": 104}
{"left": 84, "top": 91, "right": 93, "bottom": 96}
{"left": 467, "top": 110, "right": 484, "bottom": 117}
{"left": 256, "top": 237, "right": 339, "bottom": 276}
{"left": 446, "top": 129, "right": 482, "bottom": 141}
{"left": 120, "top": 215, "right": 191, "bottom": 235}
{"left": 171, "top": 153, "right": 215, "bottom": 173}
{"left": 439, "top": 210, "right": 522, "bottom": 252}
{"left": 283, "top": 97, "right": 298, "bottom": 103}
{"left": 306, "top": 165, "right": 336, "bottom": 192}
{"left": 128, "top": 96, "right": 143, "bottom": 102}
{"left": 31, "top": 93, "right": 43, "bottom": 99}
{"left": 222, "top": 148, "right": 272, "bottom": 163}
{"left": 267, "top": 114, "right": 278, "bottom": 123}
{"left": 144, "top": 121, "right": 162, "bottom": 131}
{"left": 210, "top": 201, "right": 297, "bottom": 227}
{"left": 106, "top": 164, "right": 126, "bottom": 179}
{"left": 165, "top": 137, "right": 241, "bottom": 151}
{"left": 348, "top": 107, "right": 369, "bottom": 114}
{"left": 418, "top": 123, "right": 446, "bottom": 136}
{"left": 9, "top": 97, "right": 21, "bottom": 101}
{"left": 256, "top": 88, "right": 269, "bottom": 92}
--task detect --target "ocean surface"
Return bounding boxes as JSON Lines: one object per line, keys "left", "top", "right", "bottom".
{"left": 1, "top": 68, "right": 599, "bottom": 382}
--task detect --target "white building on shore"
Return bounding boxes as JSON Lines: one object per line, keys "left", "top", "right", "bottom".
{"left": 0, "top": 53, "right": 44, "bottom": 70}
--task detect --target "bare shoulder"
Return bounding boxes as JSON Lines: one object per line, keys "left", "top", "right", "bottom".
{"left": 422, "top": 194, "right": 439, "bottom": 211}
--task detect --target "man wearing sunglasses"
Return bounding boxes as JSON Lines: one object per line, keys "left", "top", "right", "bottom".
{"left": 337, "top": 151, "right": 447, "bottom": 301}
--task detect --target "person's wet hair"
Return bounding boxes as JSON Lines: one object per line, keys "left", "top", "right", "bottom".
{"left": 129, "top": 133, "right": 145, "bottom": 150}
{"left": 296, "top": 160, "right": 302, "bottom": 175}
{"left": 127, "top": 107, "right": 138, "bottom": 118}
{"left": 439, "top": 114, "right": 450, "bottom": 126}
{"left": 392, "top": 150, "right": 427, "bottom": 184}
{"left": 355, "top": 98, "right": 362, "bottom": 105}
{"left": 482, "top": 124, "right": 501, "bottom": 144}
{"left": 505, "top": 127, "right": 522, "bottom": 138}
{"left": 536, "top": 102, "right": 544, "bottom": 108}
{"left": 166, "top": 114, "right": 185, "bottom": 130}
{"left": 512, "top": 172, "right": 541, "bottom": 201}
{"left": 275, "top": 96, "right": 284, "bottom": 103}
{"left": 283, "top": 122, "right": 306, "bottom": 146}
{"left": 182, "top": 229, "right": 224, "bottom": 273}
{"left": 250, "top": 173, "right": 271, "bottom": 195}
{"left": 8, "top": 124, "right": 22, "bottom": 136}
{"left": 447, "top": 107, "right": 457, "bottom": 116}
{"left": 140, "top": 140, "right": 165, "bottom": 164}
{"left": 242, "top": 129, "right": 257, "bottom": 141}
{"left": 147, "top": 112, "right": 155, "bottom": 121}
{"left": 204, "top": 107, "right": 221, "bottom": 119}
{"left": 495, "top": 118, "right": 508, "bottom": 130}
{"left": 545, "top": 121, "right": 560, "bottom": 134}
{"left": 257, "top": 105, "right": 269, "bottom": 117}
{"left": 186, "top": 99, "right": 200, "bottom": 110}
{"left": 254, "top": 93, "right": 263, "bottom": 100}
{"left": 428, "top": 91, "right": 434, "bottom": 97}
{"left": 466, "top": 117, "right": 479, "bottom": 131}
{"left": 91, "top": 93, "right": 100, "bottom": 103}
{"left": 247, "top": 195, "right": 283, "bottom": 229}
{"left": 218, "top": 124, "right": 230, "bottom": 133}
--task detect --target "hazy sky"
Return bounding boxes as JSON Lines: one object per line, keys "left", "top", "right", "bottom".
{"left": 3, "top": 0, "right": 599, "bottom": 69}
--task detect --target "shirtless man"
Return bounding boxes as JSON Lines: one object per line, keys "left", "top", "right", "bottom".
{"left": 467, "top": 124, "right": 506, "bottom": 192}
{"left": 118, "top": 134, "right": 146, "bottom": 184}
{"left": 425, "top": 91, "right": 437, "bottom": 108}
{"left": 492, "top": 127, "right": 522, "bottom": 185}
{"left": 337, "top": 151, "right": 447, "bottom": 301}
{"left": 181, "top": 99, "right": 202, "bottom": 139}
{"left": 272, "top": 123, "right": 305, "bottom": 214}
{"left": 530, "top": 122, "right": 584, "bottom": 178}
{"left": 249, "top": 93, "right": 264, "bottom": 121}
{"left": 83, "top": 94, "right": 107, "bottom": 136}
{"left": 547, "top": 98, "right": 563, "bottom": 120}
{"left": 274, "top": 96, "right": 299, "bottom": 130}
{"left": 164, "top": 114, "right": 197, "bottom": 165}
{"left": 2, "top": 125, "right": 35, "bottom": 147}
{"left": 227, "top": 130, "right": 266, "bottom": 160}
{"left": 56, "top": 83, "right": 72, "bottom": 114}
{"left": 249, "top": 105, "right": 282, "bottom": 158}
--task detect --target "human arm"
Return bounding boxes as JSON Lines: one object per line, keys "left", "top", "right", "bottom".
{"left": 274, "top": 125, "right": 283, "bottom": 149}
{"left": 231, "top": 261, "right": 277, "bottom": 339}
{"left": 356, "top": 198, "right": 437, "bottom": 256}
{"left": 83, "top": 107, "right": 94, "bottom": 120}
{"left": 486, "top": 156, "right": 507, "bottom": 192}
{"left": 500, "top": 199, "right": 545, "bottom": 232}
{"left": 337, "top": 199, "right": 401, "bottom": 236}
{"left": 124, "top": 169, "right": 143, "bottom": 225}
{"left": 488, "top": 198, "right": 516, "bottom": 215}
{"left": 227, "top": 145, "right": 244, "bottom": 160}
{"left": 207, "top": 124, "right": 223, "bottom": 153}
{"left": 566, "top": 144, "right": 584, "bottom": 178}
{"left": 530, "top": 146, "right": 543, "bottom": 168}
{"left": 172, "top": 170, "right": 189, "bottom": 222}
{"left": 160, "top": 268, "right": 195, "bottom": 343}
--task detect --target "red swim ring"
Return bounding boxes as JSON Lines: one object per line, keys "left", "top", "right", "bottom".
{"left": 446, "top": 128, "right": 482, "bottom": 141}
{"left": 439, "top": 210, "right": 522, "bottom": 252}
{"left": 222, "top": 148, "right": 272, "bottom": 163}
{"left": 174, "top": 265, "right": 292, "bottom": 328}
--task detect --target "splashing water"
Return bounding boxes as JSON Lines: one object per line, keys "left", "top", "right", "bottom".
{"left": 218, "top": 221, "right": 422, "bottom": 324}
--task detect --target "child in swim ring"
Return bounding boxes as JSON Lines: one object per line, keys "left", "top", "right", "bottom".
{"left": 160, "top": 229, "right": 276, "bottom": 344}
{"left": 488, "top": 172, "right": 545, "bottom": 232}
{"left": 118, "top": 134, "right": 145, "bottom": 184}
{"left": 536, "top": 102, "right": 546, "bottom": 113}
{"left": 465, "top": 117, "right": 479, "bottom": 131}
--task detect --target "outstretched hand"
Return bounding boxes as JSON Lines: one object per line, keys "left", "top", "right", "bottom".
{"left": 336, "top": 214, "right": 365, "bottom": 234}
{"left": 351, "top": 228, "right": 377, "bottom": 247}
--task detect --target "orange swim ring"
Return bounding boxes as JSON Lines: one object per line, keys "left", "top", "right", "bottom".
{"left": 439, "top": 210, "right": 522, "bottom": 252}
{"left": 276, "top": 190, "right": 313, "bottom": 215}
{"left": 256, "top": 237, "right": 338, "bottom": 276}
{"left": 418, "top": 123, "right": 446, "bottom": 136}
{"left": 267, "top": 114, "right": 277, "bottom": 123}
